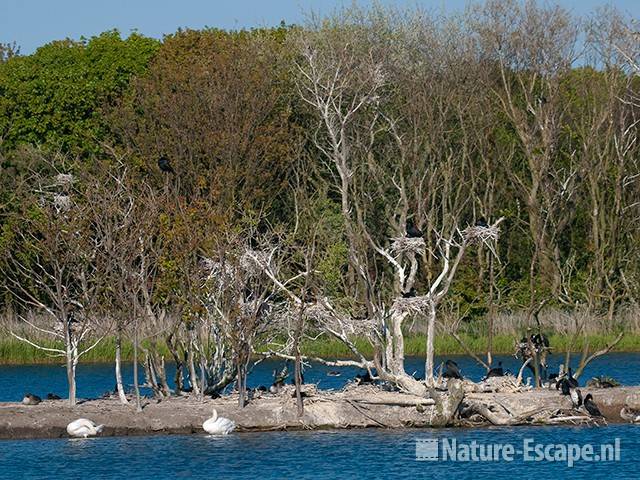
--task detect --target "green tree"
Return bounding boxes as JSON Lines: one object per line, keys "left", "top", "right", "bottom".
{"left": 0, "top": 31, "right": 159, "bottom": 155}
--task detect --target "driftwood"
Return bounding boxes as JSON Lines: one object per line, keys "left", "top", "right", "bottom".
{"left": 2, "top": 382, "right": 639, "bottom": 439}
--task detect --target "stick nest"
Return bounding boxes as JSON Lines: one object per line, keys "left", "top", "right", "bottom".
{"left": 392, "top": 296, "right": 433, "bottom": 314}
{"left": 461, "top": 224, "right": 500, "bottom": 245}
{"left": 389, "top": 237, "right": 426, "bottom": 256}
{"left": 55, "top": 173, "right": 75, "bottom": 187}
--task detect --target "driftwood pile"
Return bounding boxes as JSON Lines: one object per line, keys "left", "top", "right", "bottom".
{"left": 2, "top": 377, "right": 639, "bottom": 440}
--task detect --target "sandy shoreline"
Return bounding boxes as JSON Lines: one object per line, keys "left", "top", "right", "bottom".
{"left": 1, "top": 386, "right": 638, "bottom": 440}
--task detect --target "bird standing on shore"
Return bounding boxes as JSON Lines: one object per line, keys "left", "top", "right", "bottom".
{"left": 583, "top": 394, "right": 603, "bottom": 417}
{"left": 22, "top": 393, "right": 41, "bottom": 405}
{"left": 443, "top": 360, "right": 463, "bottom": 380}
{"left": 570, "top": 388, "right": 583, "bottom": 408}
{"left": 483, "top": 361, "right": 504, "bottom": 380}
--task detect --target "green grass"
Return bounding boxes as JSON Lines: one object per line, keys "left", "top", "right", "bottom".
{"left": 1, "top": 332, "right": 637, "bottom": 364}
{"left": 0, "top": 337, "right": 171, "bottom": 365}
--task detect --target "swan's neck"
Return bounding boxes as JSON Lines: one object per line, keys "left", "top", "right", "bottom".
{"left": 212, "top": 408, "right": 218, "bottom": 422}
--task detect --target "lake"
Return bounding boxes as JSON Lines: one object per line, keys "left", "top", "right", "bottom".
{"left": 0, "top": 425, "right": 636, "bottom": 479}
{"left": 1, "top": 352, "right": 639, "bottom": 402}
{"left": 1, "top": 353, "right": 638, "bottom": 479}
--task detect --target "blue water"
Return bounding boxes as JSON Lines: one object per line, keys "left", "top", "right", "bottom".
{"left": 1, "top": 352, "right": 638, "bottom": 402}
{"left": 0, "top": 425, "right": 636, "bottom": 479}
{"left": 1, "top": 354, "right": 639, "bottom": 479}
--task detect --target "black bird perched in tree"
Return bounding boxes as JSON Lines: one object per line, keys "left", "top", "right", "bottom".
{"left": 484, "top": 361, "right": 504, "bottom": 379}
{"left": 531, "top": 333, "right": 550, "bottom": 350}
{"left": 583, "top": 394, "right": 603, "bottom": 417}
{"left": 402, "top": 288, "right": 417, "bottom": 298}
{"left": 157, "top": 155, "right": 175, "bottom": 174}
{"left": 443, "top": 359, "right": 463, "bottom": 380}
{"left": 406, "top": 220, "right": 423, "bottom": 238}
{"left": 475, "top": 217, "right": 488, "bottom": 227}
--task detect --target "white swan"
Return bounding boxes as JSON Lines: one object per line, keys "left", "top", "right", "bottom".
{"left": 202, "top": 408, "right": 235, "bottom": 435}
{"left": 66, "top": 418, "right": 104, "bottom": 438}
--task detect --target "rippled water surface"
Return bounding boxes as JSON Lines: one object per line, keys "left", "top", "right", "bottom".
{"left": 0, "top": 425, "right": 637, "bottom": 479}
{"left": 1, "top": 354, "right": 639, "bottom": 479}
{"left": 2, "top": 352, "right": 639, "bottom": 402}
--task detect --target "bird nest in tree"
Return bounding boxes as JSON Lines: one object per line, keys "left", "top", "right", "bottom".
{"left": 392, "top": 296, "right": 433, "bottom": 314}
{"left": 304, "top": 303, "right": 335, "bottom": 325}
{"left": 240, "top": 249, "right": 271, "bottom": 276}
{"left": 389, "top": 237, "right": 426, "bottom": 256}
{"left": 55, "top": 173, "right": 75, "bottom": 186}
{"left": 461, "top": 224, "right": 500, "bottom": 245}
{"left": 53, "top": 194, "right": 71, "bottom": 213}
{"left": 304, "top": 303, "right": 374, "bottom": 336}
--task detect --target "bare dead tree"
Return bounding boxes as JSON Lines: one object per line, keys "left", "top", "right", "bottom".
{"left": 5, "top": 153, "right": 109, "bottom": 406}
{"left": 471, "top": 0, "right": 580, "bottom": 299}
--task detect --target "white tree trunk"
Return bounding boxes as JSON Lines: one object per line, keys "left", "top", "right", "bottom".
{"left": 425, "top": 303, "right": 437, "bottom": 386}
{"left": 115, "top": 333, "right": 128, "bottom": 404}
{"left": 66, "top": 353, "right": 77, "bottom": 406}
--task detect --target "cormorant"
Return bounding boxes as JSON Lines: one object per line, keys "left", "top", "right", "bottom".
{"left": 583, "top": 394, "right": 603, "bottom": 417}
{"left": 443, "top": 360, "right": 463, "bottom": 380}
{"left": 586, "top": 375, "right": 620, "bottom": 389}
{"left": 402, "top": 288, "right": 417, "bottom": 298}
{"left": 355, "top": 371, "right": 374, "bottom": 384}
{"left": 484, "top": 361, "right": 504, "bottom": 379}
{"left": 406, "top": 220, "right": 423, "bottom": 238}
{"left": 22, "top": 393, "right": 42, "bottom": 405}
{"left": 567, "top": 368, "right": 579, "bottom": 388}
{"left": 475, "top": 217, "right": 488, "bottom": 227}
{"left": 157, "top": 156, "right": 175, "bottom": 174}
{"left": 570, "top": 388, "right": 583, "bottom": 408}
{"left": 327, "top": 371, "right": 341, "bottom": 377}
{"left": 531, "top": 333, "right": 550, "bottom": 350}
{"left": 269, "top": 380, "right": 284, "bottom": 394}
{"left": 269, "top": 366, "right": 289, "bottom": 394}
{"left": 46, "top": 393, "right": 61, "bottom": 400}
{"left": 556, "top": 377, "right": 571, "bottom": 395}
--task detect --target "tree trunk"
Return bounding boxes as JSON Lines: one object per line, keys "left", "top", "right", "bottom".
{"left": 133, "top": 319, "right": 142, "bottom": 412}
{"left": 294, "top": 346, "right": 304, "bottom": 416}
{"left": 66, "top": 353, "right": 76, "bottom": 407}
{"left": 115, "top": 330, "right": 128, "bottom": 404}
{"left": 237, "top": 363, "right": 246, "bottom": 408}
{"left": 187, "top": 346, "right": 200, "bottom": 396}
{"left": 65, "top": 323, "right": 77, "bottom": 406}
{"left": 425, "top": 303, "right": 437, "bottom": 386}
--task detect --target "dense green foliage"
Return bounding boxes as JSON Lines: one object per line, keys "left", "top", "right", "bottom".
{"left": 0, "top": 31, "right": 159, "bottom": 154}
{"left": 0, "top": 2, "right": 639, "bottom": 378}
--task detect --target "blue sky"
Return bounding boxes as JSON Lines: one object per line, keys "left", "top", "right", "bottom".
{"left": 1, "top": 0, "right": 638, "bottom": 54}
